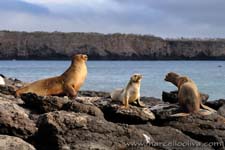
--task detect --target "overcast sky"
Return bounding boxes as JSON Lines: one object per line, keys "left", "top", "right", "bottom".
{"left": 0, "top": 0, "right": 224, "bottom": 38}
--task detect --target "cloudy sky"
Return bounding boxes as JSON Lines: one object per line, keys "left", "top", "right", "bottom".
{"left": 0, "top": 0, "right": 224, "bottom": 38}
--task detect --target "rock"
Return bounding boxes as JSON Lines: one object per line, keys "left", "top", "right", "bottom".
{"left": 162, "top": 91, "right": 178, "bottom": 103}
{"left": 21, "top": 93, "right": 69, "bottom": 113}
{"left": 101, "top": 102, "right": 155, "bottom": 124}
{"left": 0, "top": 85, "right": 16, "bottom": 95}
{"left": 62, "top": 100, "right": 104, "bottom": 118}
{"left": 136, "top": 124, "right": 213, "bottom": 150}
{"left": 150, "top": 103, "right": 180, "bottom": 120}
{"left": 140, "top": 97, "right": 163, "bottom": 107}
{"left": 205, "top": 99, "right": 225, "bottom": 110}
{"left": 218, "top": 105, "right": 225, "bottom": 118}
{"left": 159, "top": 114, "right": 225, "bottom": 150}
{"left": 0, "top": 92, "right": 24, "bottom": 104}
{"left": 162, "top": 91, "right": 209, "bottom": 104}
{"left": 0, "top": 76, "right": 5, "bottom": 85}
{"left": 79, "top": 90, "right": 110, "bottom": 98}
{"left": 0, "top": 101, "right": 37, "bottom": 139}
{"left": 0, "top": 135, "right": 35, "bottom": 150}
{"left": 36, "top": 111, "right": 154, "bottom": 150}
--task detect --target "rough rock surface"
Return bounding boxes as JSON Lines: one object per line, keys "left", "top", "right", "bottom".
{"left": 62, "top": 100, "right": 104, "bottom": 118}
{"left": 1, "top": 31, "right": 225, "bottom": 60}
{"left": 1, "top": 75, "right": 225, "bottom": 150}
{"left": 0, "top": 101, "right": 37, "bottom": 139}
{"left": 36, "top": 111, "right": 153, "bottom": 150}
{"left": 162, "top": 90, "right": 209, "bottom": 104}
{"left": 21, "top": 93, "right": 69, "bottom": 113}
{"left": 0, "top": 135, "right": 35, "bottom": 150}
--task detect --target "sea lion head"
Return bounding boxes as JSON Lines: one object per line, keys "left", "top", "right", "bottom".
{"left": 130, "top": 74, "right": 143, "bottom": 83}
{"left": 165, "top": 72, "right": 180, "bottom": 86}
{"left": 165, "top": 72, "right": 180, "bottom": 82}
{"left": 72, "top": 54, "right": 88, "bottom": 63}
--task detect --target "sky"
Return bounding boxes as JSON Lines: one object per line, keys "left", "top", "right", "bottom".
{"left": 0, "top": 0, "right": 224, "bottom": 38}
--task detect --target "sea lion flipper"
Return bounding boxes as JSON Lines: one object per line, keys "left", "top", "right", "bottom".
{"left": 170, "top": 112, "right": 190, "bottom": 117}
{"left": 136, "top": 98, "right": 145, "bottom": 107}
{"left": 200, "top": 103, "right": 217, "bottom": 113}
{"left": 64, "top": 84, "right": 77, "bottom": 98}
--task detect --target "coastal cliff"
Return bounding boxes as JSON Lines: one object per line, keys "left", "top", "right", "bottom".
{"left": 0, "top": 31, "right": 225, "bottom": 60}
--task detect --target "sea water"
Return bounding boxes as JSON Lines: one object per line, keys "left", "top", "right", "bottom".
{"left": 0, "top": 60, "right": 225, "bottom": 100}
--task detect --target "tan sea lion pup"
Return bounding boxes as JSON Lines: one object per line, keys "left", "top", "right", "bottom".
{"left": 165, "top": 72, "right": 216, "bottom": 116}
{"left": 111, "top": 74, "right": 145, "bottom": 108}
{"left": 16, "top": 54, "right": 88, "bottom": 98}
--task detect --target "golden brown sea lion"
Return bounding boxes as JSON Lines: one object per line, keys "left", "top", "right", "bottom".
{"left": 165, "top": 72, "right": 216, "bottom": 116}
{"left": 16, "top": 54, "right": 88, "bottom": 98}
{"left": 110, "top": 74, "right": 145, "bottom": 108}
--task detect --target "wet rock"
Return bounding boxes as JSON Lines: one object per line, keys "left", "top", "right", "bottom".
{"left": 36, "top": 111, "right": 153, "bottom": 150}
{"left": 136, "top": 124, "right": 213, "bottom": 150}
{"left": 162, "top": 91, "right": 209, "bottom": 104}
{"left": 0, "top": 101, "right": 37, "bottom": 139}
{"left": 21, "top": 93, "right": 70, "bottom": 113}
{"left": 0, "top": 135, "right": 35, "bottom": 150}
{"left": 62, "top": 100, "right": 104, "bottom": 118}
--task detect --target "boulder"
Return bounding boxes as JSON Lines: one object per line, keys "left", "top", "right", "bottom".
{"left": 62, "top": 100, "right": 104, "bottom": 118}
{"left": 0, "top": 92, "right": 23, "bottom": 104}
{"left": 0, "top": 135, "right": 35, "bottom": 150}
{"left": 0, "top": 101, "right": 37, "bottom": 139}
{"left": 162, "top": 91, "right": 209, "bottom": 104}
{"left": 205, "top": 99, "right": 225, "bottom": 110}
{"left": 21, "top": 93, "right": 69, "bottom": 113}
{"left": 0, "top": 85, "right": 16, "bottom": 95}
{"left": 159, "top": 113, "right": 225, "bottom": 150}
{"left": 79, "top": 90, "right": 110, "bottom": 98}
{"left": 136, "top": 124, "right": 213, "bottom": 150}
{"left": 100, "top": 102, "right": 155, "bottom": 124}
{"left": 36, "top": 111, "right": 153, "bottom": 150}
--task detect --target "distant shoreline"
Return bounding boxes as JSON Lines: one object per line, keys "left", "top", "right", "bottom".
{"left": 1, "top": 31, "right": 225, "bottom": 60}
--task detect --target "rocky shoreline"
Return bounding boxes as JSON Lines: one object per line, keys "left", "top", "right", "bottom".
{"left": 0, "top": 75, "right": 225, "bottom": 150}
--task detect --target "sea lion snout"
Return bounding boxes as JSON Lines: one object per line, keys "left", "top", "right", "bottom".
{"left": 131, "top": 74, "right": 143, "bottom": 82}
{"left": 165, "top": 72, "right": 179, "bottom": 81}
{"left": 82, "top": 54, "right": 88, "bottom": 61}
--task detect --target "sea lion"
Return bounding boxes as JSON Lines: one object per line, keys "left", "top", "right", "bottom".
{"left": 165, "top": 72, "right": 216, "bottom": 116}
{"left": 16, "top": 54, "right": 88, "bottom": 98}
{"left": 110, "top": 74, "right": 145, "bottom": 108}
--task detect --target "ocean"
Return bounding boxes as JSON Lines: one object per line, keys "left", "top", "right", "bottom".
{"left": 0, "top": 60, "right": 225, "bottom": 100}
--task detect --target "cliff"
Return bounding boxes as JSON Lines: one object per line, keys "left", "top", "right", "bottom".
{"left": 1, "top": 31, "right": 225, "bottom": 60}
